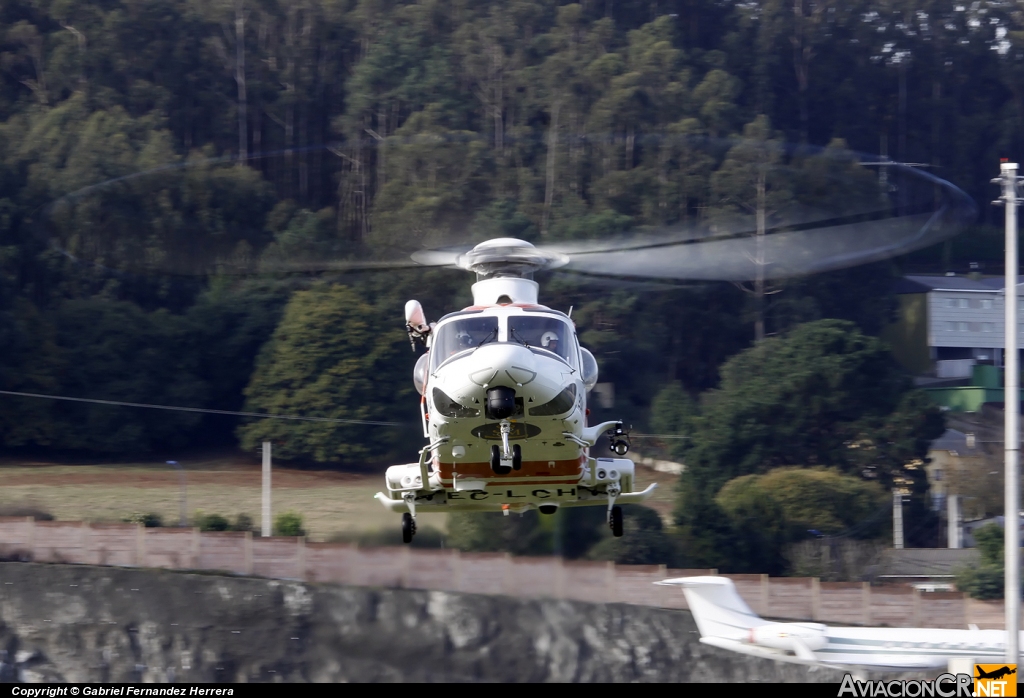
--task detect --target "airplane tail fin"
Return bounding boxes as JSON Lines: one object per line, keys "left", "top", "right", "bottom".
{"left": 656, "top": 576, "right": 764, "bottom": 641}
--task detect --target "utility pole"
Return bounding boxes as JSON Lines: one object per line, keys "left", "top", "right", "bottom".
{"left": 947, "top": 494, "right": 961, "bottom": 549}
{"left": 167, "top": 461, "right": 186, "bottom": 527}
{"left": 262, "top": 442, "right": 271, "bottom": 537}
{"left": 893, "top": 490, "right": 904, "bottom": 549}
{"left": 994, "top": 160, "right": 1021, "bottom": 663}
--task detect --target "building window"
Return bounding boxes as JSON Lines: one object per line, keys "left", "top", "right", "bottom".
{"left": 983, "top": 299, "right": 994, "bottom": 309}
{"left": 946, "top": 298, "right": 957, "bottom": 308}
{"left": 947, "top": 321, "right": 956, "bottom": 332}
{"left": 959, "top": 322, "right": 968, "bottom": 331}
{"left": 984, "top": 322, "right": 994, "bottom": 332}
{"left": 960, "top": 299, "right": 969, "bottom": 308}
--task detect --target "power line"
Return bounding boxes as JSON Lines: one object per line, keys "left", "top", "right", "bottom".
{"left": 630, "top": 433, "right": 691, "bottom": 440}
{"left": 0, "top": 390, "right": 402, "bottom": 427}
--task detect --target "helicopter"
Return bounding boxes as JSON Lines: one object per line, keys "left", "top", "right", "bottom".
{"left": 374, "top": 237, "right": 657, "bottom": 543}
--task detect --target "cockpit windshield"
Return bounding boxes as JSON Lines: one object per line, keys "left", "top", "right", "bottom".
{"left": 507, "top": 315, "right": 574, "bottom": 364}
{"left": 431, "top": 316, "right": 499, "bottom": 369}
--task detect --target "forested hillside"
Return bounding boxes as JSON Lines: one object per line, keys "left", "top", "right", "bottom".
{"left": 0, "top": 1, "right": 1009, "bottom": 477}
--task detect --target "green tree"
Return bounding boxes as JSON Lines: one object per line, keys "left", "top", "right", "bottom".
{"left": 716, "top": 478, "right": 788, "bottom": 575}
{"left": 708, "top": 115, "right": 795, "bottom": 342}
{"left": 682, "top": 319, "right": 943, "bottom": 490}
{"left": 718, "top": 467, "right": 889, "bottom": 540}
{"left": 0, "top": 298, "right": 62, "bottom": 448}
{"left": 368, "top": 105, "right": 491, "bottom": 252}
{"left": 237, "top": 283, "right": 411, "bottom": 464}
{"left": 956, "top": 523, "right": 1006, "bottom": 601}
{"left": 717, "top": 467, "right": 889, "bottom": 573}
{"left": 182, "top": 278, "right": 291, "bottom": 445}
{"left": 676, "top": 319, "right": 944, "bottom": 561}
{"left": 39, "top": 299, "right": 208, "bottom": 454}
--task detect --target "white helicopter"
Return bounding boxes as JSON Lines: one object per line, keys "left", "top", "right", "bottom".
{"left": 374, "top": 237, "right": 657, "bottom": 543}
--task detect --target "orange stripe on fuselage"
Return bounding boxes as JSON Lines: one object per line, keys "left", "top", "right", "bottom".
{"left": 438, "top": 459, "right": 582, "bottom": 479}
{"left": 441, "top": 478, "right": 581, "bottom": 488}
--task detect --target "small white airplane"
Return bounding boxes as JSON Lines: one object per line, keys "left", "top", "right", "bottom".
{"left": 658, "top": 576, "right": 1021, "bottom": 672}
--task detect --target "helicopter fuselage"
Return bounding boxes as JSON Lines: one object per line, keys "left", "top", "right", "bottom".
{"left": 424, "top": 303, "right": 593, "bottom": 503}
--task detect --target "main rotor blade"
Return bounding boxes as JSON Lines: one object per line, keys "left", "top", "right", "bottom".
{"left": 539, "top": 172, "right": 975, "bottom": 282}
{"left": 555, "top": 211, "right": 942, "bottom": 281}
{"left": 37, "top": 139, "right": 975, "bottom": 281}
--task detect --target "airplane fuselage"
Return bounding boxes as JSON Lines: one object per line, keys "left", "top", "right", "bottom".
{"left": 662, "top": 576, "right": 1024, "bottom": 672}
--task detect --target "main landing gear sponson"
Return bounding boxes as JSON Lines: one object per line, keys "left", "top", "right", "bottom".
{"left": 402, "top": 512, "right": 416, "bottom": 544}
{"left": 609, "top": 505, "right": 623, "bottom": 538}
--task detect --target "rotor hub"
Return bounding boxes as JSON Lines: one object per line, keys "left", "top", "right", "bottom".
{"left": 457, "top": 238, "right": 568, "bottom": 280}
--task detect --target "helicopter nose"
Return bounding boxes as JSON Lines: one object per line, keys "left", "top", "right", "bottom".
{"left": 469, "top": 343, "right": 538, "bottom": 388}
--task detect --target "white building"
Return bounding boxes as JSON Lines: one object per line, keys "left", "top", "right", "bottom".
{"left": 888, "top": 274, "right": 1024, "bottom": 377}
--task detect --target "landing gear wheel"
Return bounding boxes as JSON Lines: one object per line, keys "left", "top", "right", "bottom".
{"left": 609, "top": 505, "right": 623, "bottom": 538}
{"left": 490, "top": 445, "right": 511, "bottom": 475}
{"left": 402, "top": 513, "right": 416, "bottom": 544}
{"left": 512, "top": 444, "right": 522, "bottom": 471}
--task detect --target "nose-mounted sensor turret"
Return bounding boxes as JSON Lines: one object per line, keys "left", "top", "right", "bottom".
{"left": 486, "top": 386, "right": 517, "bottom": 420}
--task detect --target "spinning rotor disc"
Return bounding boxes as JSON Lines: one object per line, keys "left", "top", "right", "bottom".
{"left": 37, "top": 138, "right": 977, "bottom": 284}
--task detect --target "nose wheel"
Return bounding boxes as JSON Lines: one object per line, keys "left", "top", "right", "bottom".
{"left": 490, "top": 443, "right": 522, "bottom": 475}
{"left": 402, "top": 512, "right": 416, "bottom": 544}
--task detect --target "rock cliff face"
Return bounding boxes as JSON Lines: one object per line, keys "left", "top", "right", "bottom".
{"left": 0, "top": 562, "right": 877, "bottom": 682}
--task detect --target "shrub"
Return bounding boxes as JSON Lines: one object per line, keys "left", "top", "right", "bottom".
{"left": 231, "top": 514, "right": 255, "bottom": 532}
{"left": 274, "top": 512, "right": 305, "bottom": 537}
{"left": 0, "top": 505, "right": 54, "bottom": 521}
{"left": 122, "top": 512, "right": 162, "bottom": 527}
{"left": 956, "top": 523, "right": 1006, "bottom": 600}
{"left": 195, "top": 512, "right": 230, "bottom": 531}
{"left": 956, "top": 565, "right": 1004, "bottom": 600}
{"left": 974, "top": 523, "right": 1004, "bottom": 566}
{"left": 586, "top": 506, "right": 681, "bottom": 566}
{"left": 328, "top": 526, "right": 445, "bottom": 549}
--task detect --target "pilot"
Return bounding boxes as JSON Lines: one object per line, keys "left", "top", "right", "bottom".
{"left": 541, "top": 331, "right": 560, "bottom": 356}
{"left": 455, "top": 330, "right": 474, "bottom": 354}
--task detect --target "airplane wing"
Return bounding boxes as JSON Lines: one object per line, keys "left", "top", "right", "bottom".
{"left": 698, "top": 637, "right": 824, "bottom": 668}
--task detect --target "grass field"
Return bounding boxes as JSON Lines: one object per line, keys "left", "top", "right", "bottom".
{"left": 0, "top": 452, "right": 680, "bottom": 542}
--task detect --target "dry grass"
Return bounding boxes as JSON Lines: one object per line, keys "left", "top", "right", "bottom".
{"left": 0, "top": 454, "right": 678, "bottom": 541}
{"left": 0, "top": 456, "right": 430, "bottom": 542}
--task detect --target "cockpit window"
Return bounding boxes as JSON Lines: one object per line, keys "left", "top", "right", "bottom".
{"left": 507, "top": 316, "right": 574, "bottom": 363}
{"left": 431, "top": 317, "right": 499, "bottom": 369}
